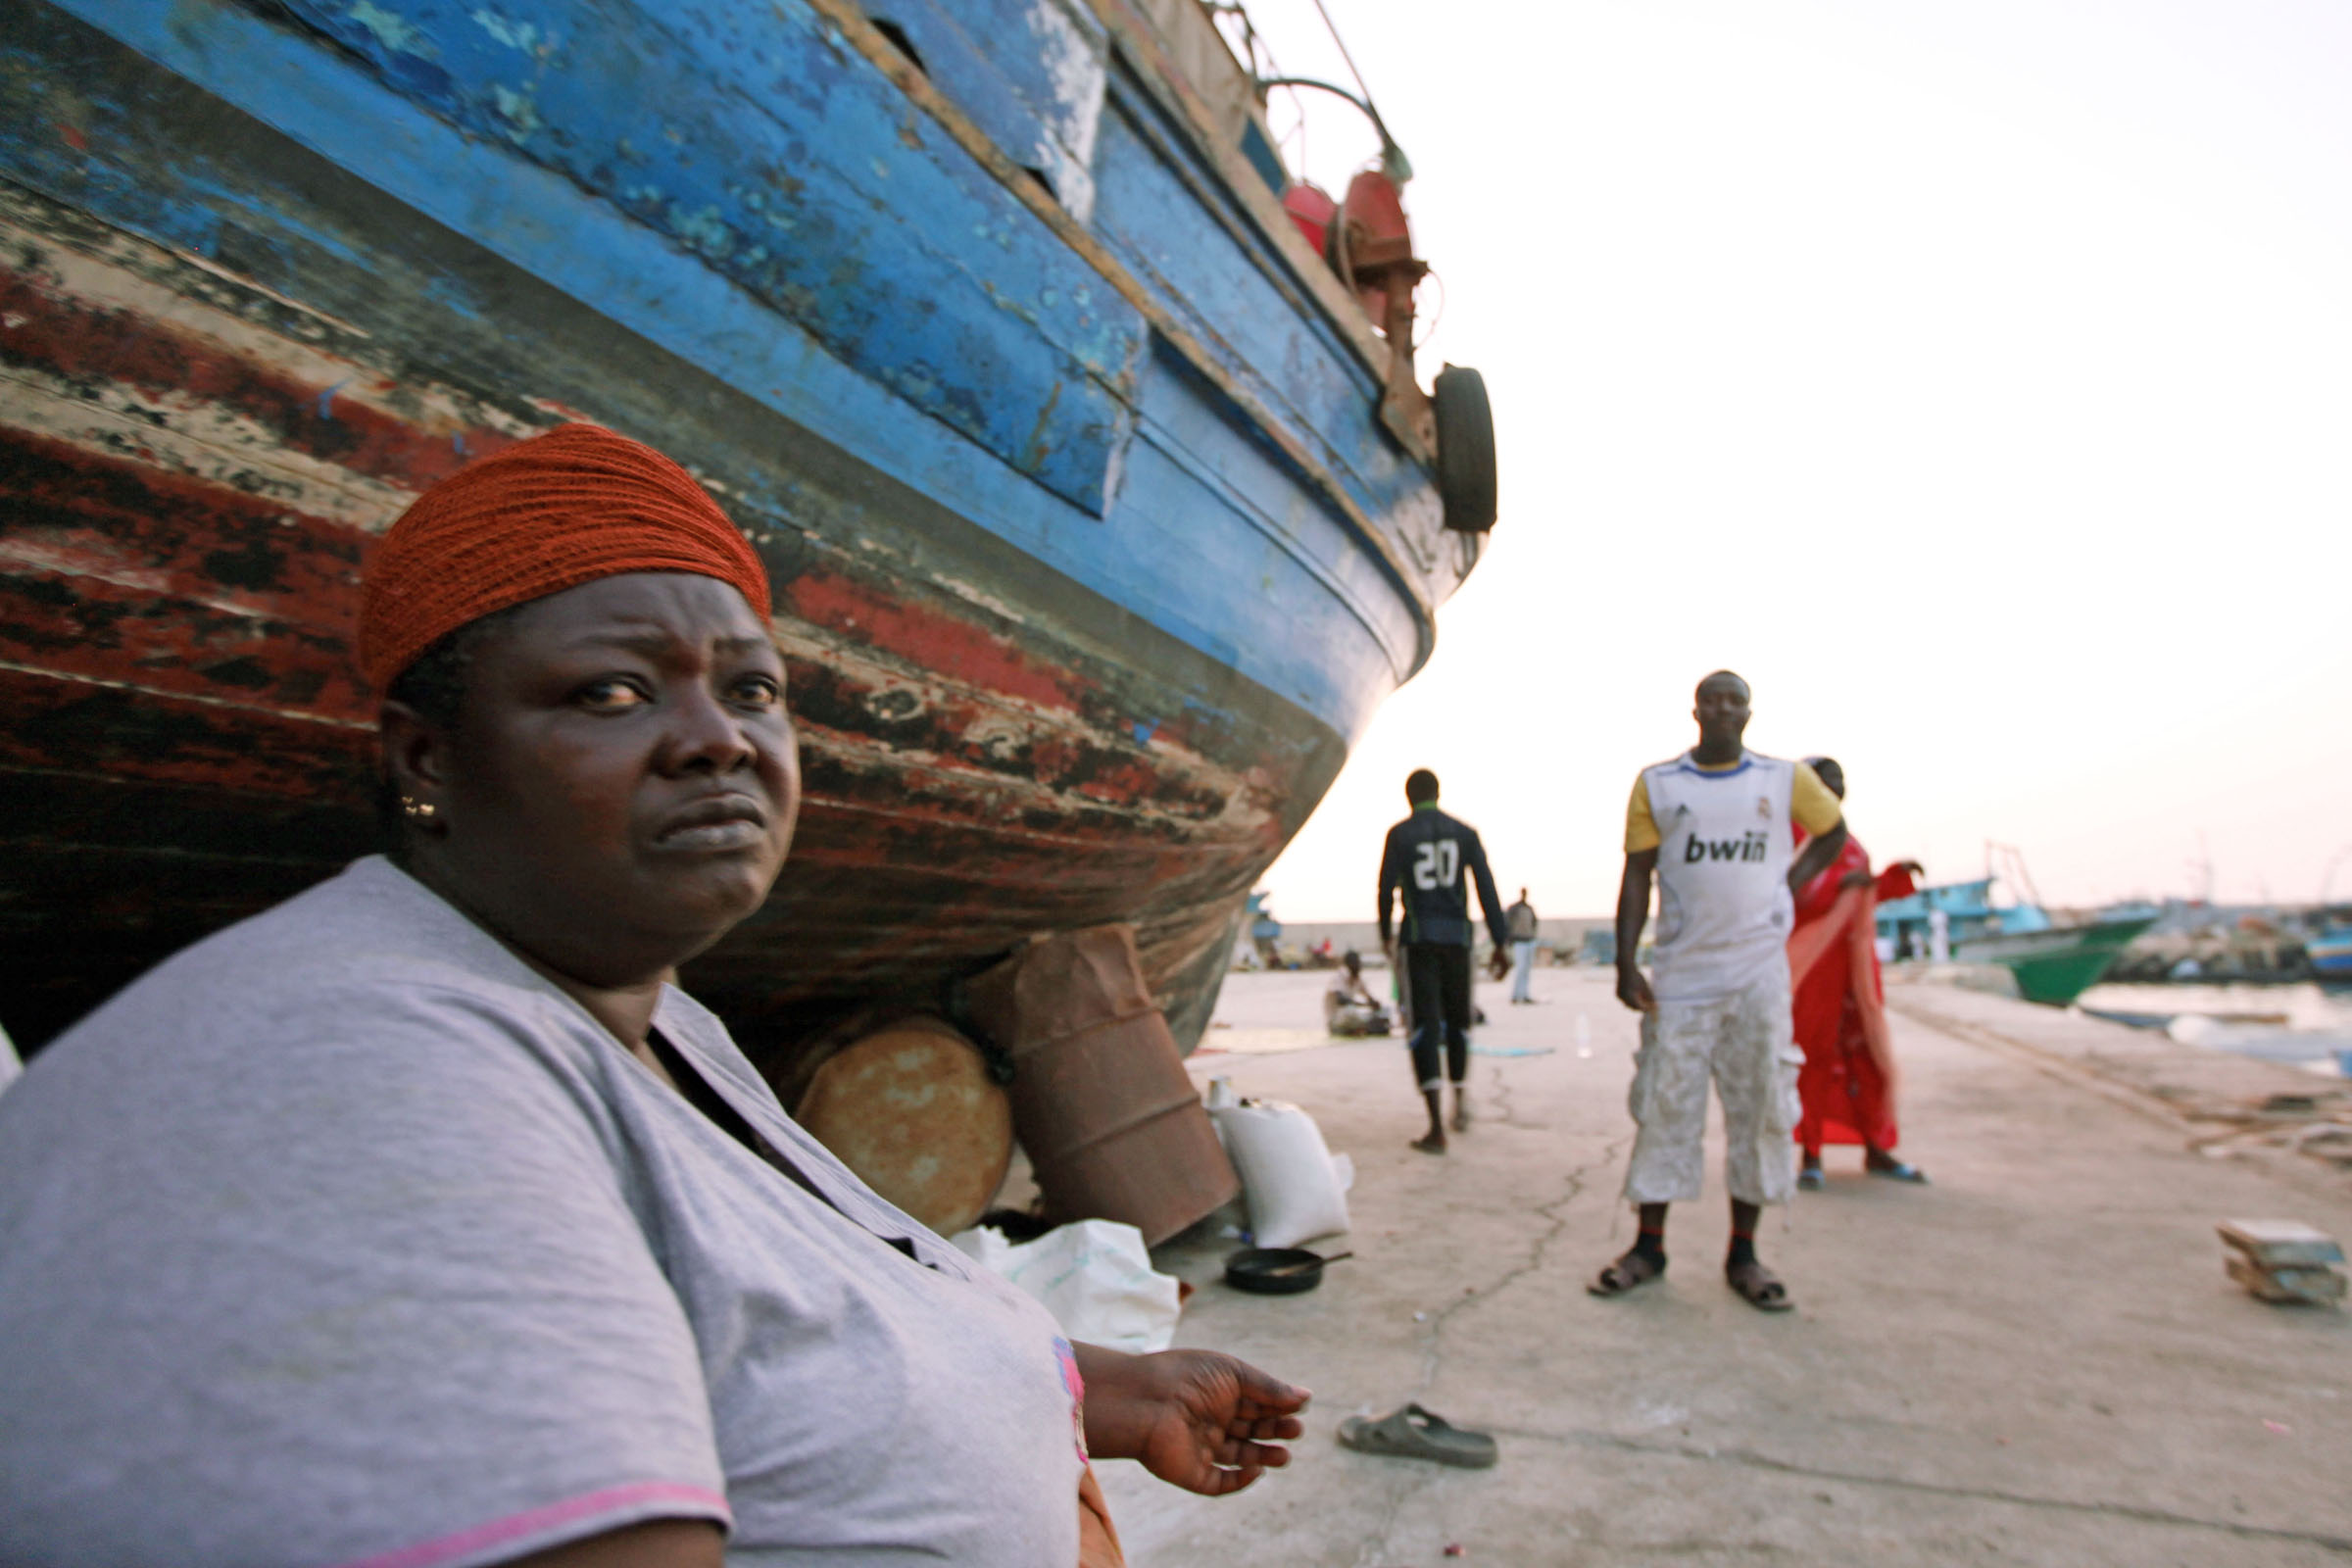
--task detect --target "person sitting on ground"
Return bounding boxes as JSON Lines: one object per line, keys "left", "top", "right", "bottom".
{"left": 0, "top": 424, "right": 1307, "bottom": 1568}
{"left": 1323, "top": 950, "right": 1391, "bottom": 1037}
{"left": 1590, "top": 671, "right": 1851, "bottom": 1313}
{"left": 1788, "top": 756, "right": 1927, "bottom": 1189}
{"left": 1378, "top": 768, "right": 1513, "bottom": 1154}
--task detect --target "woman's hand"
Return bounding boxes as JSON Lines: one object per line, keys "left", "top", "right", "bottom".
{"left": 1071, "top": 1345, "right": 1309, "bottom": 1496}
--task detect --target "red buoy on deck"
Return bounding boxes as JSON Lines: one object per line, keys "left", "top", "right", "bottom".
{"left": 1282, "top": 181, "right": 1339, "bottom": 255}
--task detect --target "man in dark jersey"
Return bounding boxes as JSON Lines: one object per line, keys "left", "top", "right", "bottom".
{"left": 1378, "top": 768, "right": 1512, "bottom": 1153}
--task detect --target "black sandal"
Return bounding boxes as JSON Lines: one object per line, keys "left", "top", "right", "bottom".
{"left": 1726, "top": 1258, "right": 1793, "bottom": 1312}
{"left": 1588, "top": 1250, "right": 1665, "bottom": 1297}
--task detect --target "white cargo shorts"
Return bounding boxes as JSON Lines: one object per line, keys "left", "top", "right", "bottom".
{"left": 1621, "top": 968, "right": 1802, "bottom": 1206}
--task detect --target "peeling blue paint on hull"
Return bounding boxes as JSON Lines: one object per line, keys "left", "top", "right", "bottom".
{"left": 0, "top": 0, "right": 1477, "bottom": 1062}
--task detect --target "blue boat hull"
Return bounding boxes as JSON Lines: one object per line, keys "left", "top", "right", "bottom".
{"left": 0, "top": 0, "right": 1478, "bottom": 1059}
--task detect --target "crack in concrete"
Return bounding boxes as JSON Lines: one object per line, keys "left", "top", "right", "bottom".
{"left": 1415, "top": 1129, "right": 1628, "bottom": 1391}
{"left": 1348, "top": 1071, "right": 1631, "bottom": 1567}
{"left": 1487, "top": 1422, "right": 2352, "bottom": 1554}
{"left": 1485, "top": 1060, "right": 1523, "bottom": 1128}
{"left": 1346, "top": 1463, "right": 1434, "bottom": 1568}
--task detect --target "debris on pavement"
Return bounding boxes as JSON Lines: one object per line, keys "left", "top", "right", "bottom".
{"left": 953, "top": 1217, "right": 1184, "bottom": 1349}
{"left": 2218, "top": 1219, "right": 2347, "bottom": 1306}
{"left": 2180, "top": 1092, "right": 2352, "bottom": 1172}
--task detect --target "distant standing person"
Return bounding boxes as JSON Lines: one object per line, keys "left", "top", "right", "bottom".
{"left": 1590, "top": 672, "right": 1851, "bottom": 1311}
{"left": 1788, "top": 757, "right": 1927, "bottom": 1189}
{"left": 1378, "top": 769, "right": 1512, "bottom": 1154}
{"left": 1505, "top": 889, "right": 1541, "bottom": 1004}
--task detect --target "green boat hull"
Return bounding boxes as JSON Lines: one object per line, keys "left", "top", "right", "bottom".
{"left": 1956, "top": 917, "right": 2158, "bottom": 1006}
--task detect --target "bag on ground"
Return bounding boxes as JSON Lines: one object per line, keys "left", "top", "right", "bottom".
{"left": 1212, "top": 1100, "right": 1350, "bottom": 1249}
{"left": 951, "top": 1218, "right": 1181, "bottom": 1353}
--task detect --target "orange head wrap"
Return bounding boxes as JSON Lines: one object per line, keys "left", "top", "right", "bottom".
{"left": 357, "top": 423, "right": 771, "bottom": 692}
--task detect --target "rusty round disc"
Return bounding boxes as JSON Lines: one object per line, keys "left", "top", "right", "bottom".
{"left": 793, "top": 1015, "right": 1012, "bottom": 1237}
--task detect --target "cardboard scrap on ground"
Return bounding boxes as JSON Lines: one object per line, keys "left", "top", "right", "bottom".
{"left": 2219, "top": 1219, "right": 2347, "bottom": 1306}
{"left": 2219, "top": 1219, "right": 2345, "bottom": 1267}
{"left": 2226, "top": 1254, "right": 2348, "bottom": 1304}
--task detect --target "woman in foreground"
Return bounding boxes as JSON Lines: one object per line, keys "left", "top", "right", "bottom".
{"left": 0, "top": 425, "right": 1305, "bottom": 1567}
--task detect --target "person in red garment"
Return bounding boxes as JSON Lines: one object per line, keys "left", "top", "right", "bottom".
{"left": 1787, "top": 757, "right": 1929, "bottom": 1189}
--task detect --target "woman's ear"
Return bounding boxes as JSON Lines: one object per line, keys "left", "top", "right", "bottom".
{"left": 380, "top": 699, "right": 453, "bottom": 825}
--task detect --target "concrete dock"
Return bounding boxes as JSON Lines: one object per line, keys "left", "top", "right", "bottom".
{"left": 1097, "top": 966, "right": 2352, "bottom": 1566}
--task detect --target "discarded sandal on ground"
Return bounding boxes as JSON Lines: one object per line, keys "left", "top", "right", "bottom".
{"left": 1338, "top": 1403, "right": 1498, "bottom": 1469}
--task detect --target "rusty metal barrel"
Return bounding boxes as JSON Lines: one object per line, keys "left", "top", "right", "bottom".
{"left": 965, "top": 923, "right": 1239, "bottom": 1246}
{"left": 787, "top": 1014, "right": 1013, "bottom": 1238}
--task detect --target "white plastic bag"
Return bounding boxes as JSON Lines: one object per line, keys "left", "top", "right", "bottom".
{"left": 1212, "top": 1100, "right": 1350, "bottom": 1249}
{"left": 951, "top": 1218, "right": 1181, "bottom": 1353}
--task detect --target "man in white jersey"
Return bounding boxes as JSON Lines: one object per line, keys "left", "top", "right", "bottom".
{"left": 1590, "top": 671, "right": 1849, "bottom": 1312}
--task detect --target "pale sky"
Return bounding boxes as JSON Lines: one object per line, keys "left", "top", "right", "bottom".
{"left": 1239, "top": 0, "right": 2352, "bottom": 920}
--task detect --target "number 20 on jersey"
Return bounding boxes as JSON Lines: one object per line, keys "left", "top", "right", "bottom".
{"left": 1413, "top": 840, "right": 1459, "bottom": 890}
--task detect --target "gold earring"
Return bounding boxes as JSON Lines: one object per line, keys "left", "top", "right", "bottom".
{"left": 400, "top": 796, "right": 439, "bottom": 822}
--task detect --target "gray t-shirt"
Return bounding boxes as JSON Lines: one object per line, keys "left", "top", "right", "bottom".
{"left": 0, "top": 858, "right": 1085, "bottom": 1567}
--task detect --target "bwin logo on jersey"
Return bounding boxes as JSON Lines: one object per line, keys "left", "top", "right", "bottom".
{"left": 1686, "top": 830, "right": 1771, "bottom": 864}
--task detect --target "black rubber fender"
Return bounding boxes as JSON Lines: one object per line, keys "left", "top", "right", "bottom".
{"left": 1433, "top": 364, "right": 1496, "bottom": 532}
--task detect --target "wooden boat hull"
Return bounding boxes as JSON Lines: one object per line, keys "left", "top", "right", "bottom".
{"left": 0, "top": 0, "right": 1477, "bottom": 1061}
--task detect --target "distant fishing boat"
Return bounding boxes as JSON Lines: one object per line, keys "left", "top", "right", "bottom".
{"left": 2310, "top": 925, "right": 2352, "bottom": 987}
{"left": 1241, "top": 890, "right": 1285, "bottom": 969}
{"left": 0, "top": 0, "right": 1495, "bottom": 1065}
{"left": 1876, "top": 857, "right": 2155, "bottom": 1006}
{"left": 1951, "top": 911, "right": 2159, "bottom": 1007}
